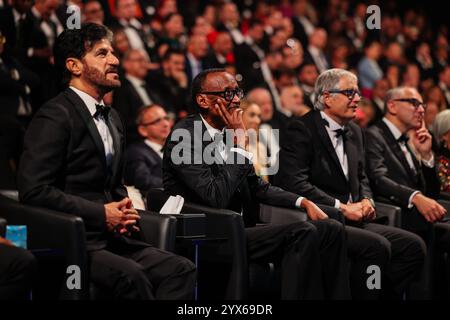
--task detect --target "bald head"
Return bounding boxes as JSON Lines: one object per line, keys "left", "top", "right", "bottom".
{"left": 247, "top": 88, "right": 273, "bottom": 122}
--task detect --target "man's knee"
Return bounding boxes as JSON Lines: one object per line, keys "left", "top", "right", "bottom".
{"left": 172, "top": 255, "right": 196, "bottom": 276}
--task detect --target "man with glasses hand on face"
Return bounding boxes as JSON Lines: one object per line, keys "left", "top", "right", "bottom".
{"left": 163, "top": 68, "right": 352, "bottom": 299}
{"left": 275, "top": 69, "right": 426, "bottom": 299}
{"left": 365, "top": 87, "right": 450, "bottom": 297}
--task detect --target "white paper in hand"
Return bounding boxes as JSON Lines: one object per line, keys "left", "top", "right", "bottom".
{"left": 159, "top": 195, "right": 184, "bottom": 214}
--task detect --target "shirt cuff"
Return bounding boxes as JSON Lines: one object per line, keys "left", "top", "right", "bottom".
{"left": 408, "top": 191, "right": 421, "bottom": 209}
{"left": 295, "top": 197, "right": 304, "bottom": 208}
{"left": 334, "top": 199, "right": 341, "bottom": 209}
{"left": 230, "top": 147, "right": 254, "bottom": 162}
{"left": 422, "top": 154, "right": 435, "bottom": 167}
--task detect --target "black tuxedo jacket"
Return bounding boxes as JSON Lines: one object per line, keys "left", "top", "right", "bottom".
{"left": 163, "top": 113, "right": 300, "bottom": 228}
{"left": 125, "top": 140, "right": 163, "bottom": 193}
{"left": 275, "top": 111, "right": 373, "bottom": 207}
{"left": 112, "top": 77, "right": 162, "bottom": 144}
{"left": 365, "top": 121, "right": 441, "bottom": 207}
{"left": 18, "top": 87, "right": 129, "bottom": 250}
{"left": 0, "top": 55, "right": 39, "bottom": 116}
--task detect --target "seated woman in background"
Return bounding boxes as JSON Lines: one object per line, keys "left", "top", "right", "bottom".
{"left": 241, "top": 100, "right": 269, "bottom": 182}
{"left": 432, "top": 110, "right": 450, "bottom": 194}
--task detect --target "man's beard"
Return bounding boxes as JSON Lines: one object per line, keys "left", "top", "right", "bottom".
{"left": 83, "top": 63, "right": 121, "bottom": 92}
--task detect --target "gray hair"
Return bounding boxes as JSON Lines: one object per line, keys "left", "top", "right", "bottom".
{"left": 432, "top": 110, "right": 450, "bottom": 144}
{"left": 384, "top": 86, "right": 416, "bottom": 103}
{"left": 314, "top": 68, "right": 357, "bottom": 110}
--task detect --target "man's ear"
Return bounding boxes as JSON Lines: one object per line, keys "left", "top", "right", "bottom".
{"left": 386, "top": 100, "right": 396, "bottom": 115}
{"left": 137, "top": 125, "right": 148, "bottom": 138}
{"left": 196, "top": 94, "right": 209, "bottom": 111}
{"left": 66, "top": 57, "right": 82, "bottom": 77}
{"left": 322, "top": 92, "right": 331, "bottom": 109}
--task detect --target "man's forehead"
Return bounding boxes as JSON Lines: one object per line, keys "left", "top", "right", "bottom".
{"left": 205, "top": 72, "right": 237, "bottom": 90}
{"left": 90, "top": 38, "right": 113, "bottom": 51}
{"left": 401, "top": 88, "right": 420, "bottom": 98}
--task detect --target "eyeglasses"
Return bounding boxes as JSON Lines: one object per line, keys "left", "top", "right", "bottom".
{"left": 326, "top": 88, "right": 361, "bottom": 100}
{"left": 140, "top": 116, "right": 171, "bottom": 126}
{"left": 391, "top": 98, "right": 427, "bottom": 110}
{"left": 200, "top": 88, "right": 244, "bottom": 102}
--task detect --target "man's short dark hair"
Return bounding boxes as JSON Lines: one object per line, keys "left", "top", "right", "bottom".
{"left": 53, "top": 23, "right": 113, "bottom": 87}
{"left": 161, "top": 47, "right": 185, "bottom": 62}
{"left": 191, "top": 68, "right": 226, "bottom": 111}
{"left": 135, "top": 104, "right": 165, "bottom": 125}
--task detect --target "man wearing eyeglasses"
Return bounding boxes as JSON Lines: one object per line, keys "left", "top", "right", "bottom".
{"left": 163, "top": 68, "right": 352, "bottom": 299}
{"left": 125, "top": 104, "right": 172, "bottom": 194}
{"left": 365, "top": 87, "right": 450, "bottom": 296}
{"left": 275, "top": 69, "right": 426, "bottom": 299}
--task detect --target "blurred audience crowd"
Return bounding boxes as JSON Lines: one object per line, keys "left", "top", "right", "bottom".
{"left": 0, "top": 0, "right": 449, "bottom": 194}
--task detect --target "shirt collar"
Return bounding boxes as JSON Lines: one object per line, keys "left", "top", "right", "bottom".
{"left": 12, "top": 8, "right": 24, "bottom": 24}
{"left": 31, "top": 6, "right": 41, "bottom": 19}
{"left": 69, "top": 86, "right": 104, "bottom": 117}
{"left": 120, "top": 18, "right": 141, "bottom": 29}
{"left": 200, "top": 114, "right": 224, "bottom": 140}
{"left": 320, "top": 111, "right": 344, "bottom": 131}
{"left": 308, "top": 46, "right": 320, "bottom": 56}
{"left": 382, "top": 117, "right": 403, "bottom": 140}
{"left": 126, "top": 74, "right": 146, "bottom": 87}
{"left": 279, "top": 107, "right": 292, "bottom": 118}
{"left": 144, "top": 139, "right": 163, "bottom": 157}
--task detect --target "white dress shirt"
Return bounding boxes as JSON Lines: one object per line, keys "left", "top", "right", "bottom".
{"left": 126, "top": 74, "right": 152, "bottom": 106}
{"left": 70, "top": 86, "right": 115, "bottom": 166}
{"left": 308, "top": 46, "right": 329, "bottom": 73}
{"left": 187, "top": 52, "right": 202, "bottom": 80}
{"left": 200, "top": 115, "right": 303, "bottom": 208}
{"left": 321, "top": 111, "right": 350, "bottom": 209}
{"left": 120, "top": 18, "right": 146, "bottom": 50}
{"left": 382, "top": 117, "right": 435, "bottom": 208}
{"left": 144, "top": 139, "right": 163, "bottom": 159}
{"left": 30, "top": 7, "right": 63, "bottom": 49}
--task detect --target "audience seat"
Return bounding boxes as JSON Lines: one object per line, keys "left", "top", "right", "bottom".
{"left": 0, "top": 193, "right": 177, "bottom": 300}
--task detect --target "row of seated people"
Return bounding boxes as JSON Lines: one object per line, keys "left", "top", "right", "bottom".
{"left": 1, "top": 23, "right": 450, "bottom": 300}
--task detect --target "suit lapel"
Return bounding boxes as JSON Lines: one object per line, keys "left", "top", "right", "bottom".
{"left": 378, "top": 121, "right": 416, "bottom": 184}
{"left": 344, "top": 128, "right": 360, "bottom": 200}
{"left": 313, "top": 112, "right": 347, "bottom": 180}
{"left": 106, "top": 111, "right": 122, "bottom": 184}
{"left": 64, "top": 88, "right": 107, "bottom": 170}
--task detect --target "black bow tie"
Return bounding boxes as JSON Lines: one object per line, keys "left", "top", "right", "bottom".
{"left": 397, "top": 134, "right": 409, "bottom": 144}
{"left": 94, "top": 104, "right": 110, "bottom": 119}
{"left": 334, "top": 128, "right": 349, "bottom": 140}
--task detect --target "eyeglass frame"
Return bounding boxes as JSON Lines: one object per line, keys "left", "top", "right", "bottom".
{"left": 139, "top": 116, "right": 171, "bottom": 126}
{"left": 199, "top": 88, "right": 245, "bottom": 102}
{"left": 325, "top": 88, "right": 362, "bottom": 100}
{"left": 390, "top": 98, "right": 427, "bottom": 110}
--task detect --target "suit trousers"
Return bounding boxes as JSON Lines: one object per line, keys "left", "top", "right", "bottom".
{"left": 0, "top": 244, "right": 37, "bottom": 299}
{"left": 346, "top": 223, "right": 426, "bottom": 300}
{"left": 245, "top": 219, "right": 351, "bottom": 300}
{"left": 89, "top": 238, "right": 196, "bottom": 300}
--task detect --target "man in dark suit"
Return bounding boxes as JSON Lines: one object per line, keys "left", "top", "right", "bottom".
{"left": 22, "top": 0, "right": 63, "bottom": 110}
{"left": 112, "top": 48, "right": 162, "bottom": 144}
{"left": 0, "top": 31, "right": 39, "bottom": 170}
{"left": 125, "top": 104, "right": 171, "bottom": 194}
{"left": 146, "top": 48, "right": 190, "bottom": 118}
{"left": 0, "top": 0, "right": 33, "bottom": 58}
{"left": 17, "top": 23, "right": 196, "bottom": 300}
{"left": 185, "top": 34, "right": 210, "bottom": 85}
{"left": 365, "top": 86, "right": 449, "bottom": 245}
{"left": 163, "top": 68, "right": 351, "bottom": 299}
{"left": 275, "top": 69, "right": 426, "bottom": 299}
